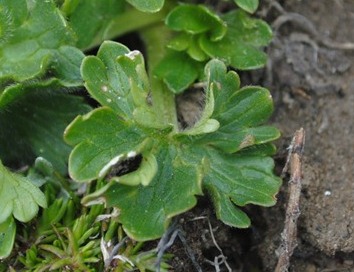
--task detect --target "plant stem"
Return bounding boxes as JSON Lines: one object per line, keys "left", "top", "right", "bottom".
{"left": 139, "top": 23, "right": 178, "bottom": 130}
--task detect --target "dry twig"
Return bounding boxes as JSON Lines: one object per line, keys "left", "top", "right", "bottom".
{"left": 275, "top": 128, "right": 305, "bottom": 272}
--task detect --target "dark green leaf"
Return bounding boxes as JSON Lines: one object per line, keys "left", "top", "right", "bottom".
{"left": 192, "top": 60, "right": 280, "bottom": 153}
{"left": 200, "top": 10, "right": 272, "bottom": 70}
{"left": 204, "top": 149, "right": 281, "bottom": 227}
{"left": 64, "top": 107, "right": 147, "bottom": 182}
{"left": 104, "top": 145, "right": 203, "bottom": 240}
{"left": 154, "top": 51, "right": 201, "bottom": 94}
{"left": 65, "top": 0, "right": 125, "bottom": 49}
{"left": 0, "top": 85, "right": 91, "bottom": 174}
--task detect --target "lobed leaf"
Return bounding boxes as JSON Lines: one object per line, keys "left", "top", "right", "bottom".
{"left": 200, "top": 10, "right": 272, "bottom": 70}
{"left": 0, "top": 160, "right": 47, "bottom": 224}
{"left": 195, "top": 60, "right": 280, "bottom": 153}
{"left": 204, "top": 149, "right": 281, "bottom": 227}
{"left": 66, "top": 44, "right": 281, "bottom": 241}
{"left": 166, "top": 4, "right": 227, "bottom": 41}
{"left": 81, "top": 41, "right": 153, "bottom": 120}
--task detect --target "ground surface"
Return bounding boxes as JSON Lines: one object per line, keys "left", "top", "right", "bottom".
{"left": 169, "top": 1, "right": 354, "bottom": 271}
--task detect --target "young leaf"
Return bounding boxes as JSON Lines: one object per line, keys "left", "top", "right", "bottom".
{"left": 234, "top": 0, "right": 259, "bottom": 14}
{"left": 0, "top": 86, "right": 91, "bottom": 174}
{"left": 0, "top": 160, "right": 47, "bottom": 223}
{"left": 165, "top": 4, "right": 227, "bottom": 41}
{"left": 0, "top": 0, "right": 82, "bottom": 85}
{"left": 183, "top": 60, "right": 280, "bottom": 153}
{"left": 0, "top": 216, "right": 16, "bottom": 259}
{"left": 81, "top": 41, "right": 151, "bottom": 119}
{"left": 200, "top": 10, "right": 272, "bottom": 70}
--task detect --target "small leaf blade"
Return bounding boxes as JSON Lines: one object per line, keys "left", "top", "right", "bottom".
{"left": 0, "top": 216, "right": 16, "bottom": 259}
{"left": 0, "top": 161, "right": 47, "bottom": 224}
{"left": 204, "top": 149, "right": 281, "bottom": 227}
{"left": 234, "top": 0, "right": 259, "bottom": 14}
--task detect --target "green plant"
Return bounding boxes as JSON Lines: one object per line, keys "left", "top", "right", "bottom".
{"left": 0, "top": 0, "right": 281, "bottom": 270}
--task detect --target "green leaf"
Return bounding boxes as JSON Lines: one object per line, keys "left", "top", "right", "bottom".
{"left": 0, "top": 216, "right": 16, "bottom": 259}
{"left": 0, "top": 86, "right": 91, "bottom": 174}
{"left": 65, "top": 0, "right": 125, "bottom": 49}
{"left": 186, "top": 60, "right": 280, "bottom": 153}
{"left": 154, "top": 51, "right": 202, "bottom": 94}
{"left": 204, "top": 149, "right": 281, "bottom": 227}
{"left": 207, "top": 185, "right": 250, "bottom": 227}
{"left": 200, "top": 10, "right": 272, "bottom": 70}
{"left": 0, "top": 160, "right": 47, "bottom": 223}
{"left": 125, "top": 0, "right": 165, "bottom": 13}
{"left": 0, "top": 0, "right": 82, "bottom": 85}
{"left": 64, "top": 107, "right": 147, "bottom": 182}
{"left": 104, "top": 145, "right": 203, "bottom": 240}
{"left": 81, "top": 41, "right": 152, "bottom": 119}
{"left": 166, "top": 4, "right": 227, "bottom": 41}
{"left": 66, "top": 45, "right": 280, "bottom": 241}
{"left": 234, "top": 0, "right": 259, "bottom": 13}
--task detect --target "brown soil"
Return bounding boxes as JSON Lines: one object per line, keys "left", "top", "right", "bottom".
{"left": 169, "top": 1, "right": 354, "bottom": 271}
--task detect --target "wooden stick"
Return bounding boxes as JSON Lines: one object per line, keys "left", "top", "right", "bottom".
{"left": 275, "top": 128, "right": 305, "bottom": 272}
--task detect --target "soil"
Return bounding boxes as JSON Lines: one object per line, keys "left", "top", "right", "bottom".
{"left": 168, "top": 1, "right": 354, "bottom": 271}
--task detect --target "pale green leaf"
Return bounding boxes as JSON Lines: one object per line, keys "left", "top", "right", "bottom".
{"left": 114, "top": 152, "right": 158, "bottom": 186}
{"left": 0, "top": 216, "right": 16, "bottom": 259}
{"left": 0, "top": 161, "right": 47, "bottom": 223}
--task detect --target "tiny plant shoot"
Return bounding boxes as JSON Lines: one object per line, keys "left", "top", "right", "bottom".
{"left": 0, "top": 0, "right": 281, "bottom": 269}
